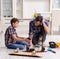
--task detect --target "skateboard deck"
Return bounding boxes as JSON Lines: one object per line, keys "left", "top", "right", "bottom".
{"left": 9, "top": 51, "right": 42, "bottom": 58}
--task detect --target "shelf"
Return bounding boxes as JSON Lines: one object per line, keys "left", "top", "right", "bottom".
{"left": 16, "top": 0, "right": 23, "bottom": 19}
{"left": 16, "top": 8, "right": 22, "bottom": 11}
{"left": 52, "top": 0, "right": 60, "bottom": 10}
{"left": 52, "top": 8, "right": 60, "bottom": 10}
{"left": 0, "top": 0, "right": 2, "bottom": 21}
{"left": 23, "top": 0, "right": 50, "bottom": 12}
{"left": 16, "top": 10, "right": 22, "bottom": 12}
{"left": 37, "top": 12, "right": 51, "bottom": 14}
{"left": 23, "top": 0, "right": 51, "bottom": 18}
{"left": 3, "top": 0, "right": 13, "bottom": 17}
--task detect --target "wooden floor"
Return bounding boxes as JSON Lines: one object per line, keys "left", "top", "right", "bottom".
{"left": 0, "top": 46, "right": 60, "bottom": 59}
{"left": 0, "top": 35, "right": 60, "bottom": 59}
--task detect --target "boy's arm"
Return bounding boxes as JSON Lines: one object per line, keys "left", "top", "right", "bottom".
{"left": 12, "top": 34, "right": 30, "bottom": 44}
{"left": 8, "top": 27, "right": 30, "bottom": 43}
{"left": 12, "top": 34, "right": 25, "bottom": 41}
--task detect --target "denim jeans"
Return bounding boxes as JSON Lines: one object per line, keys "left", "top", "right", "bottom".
{"left": 6, "top": 41, "right": 28, "bottom": 50}
{"left": 32, "top": 32, "right": 46, "bottom": 45}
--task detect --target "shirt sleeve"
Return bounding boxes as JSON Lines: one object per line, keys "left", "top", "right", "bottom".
{"left": 44, "top": 20, "right": 49, "bottom": 26}
{"left": 8, "top": 28, "right": 16, "bottom": 35}
{"left": 29, "top": 21, "right": 34, "bottom": 35}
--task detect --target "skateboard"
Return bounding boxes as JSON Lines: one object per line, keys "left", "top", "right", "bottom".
{"left": 9, "top": 51, "right": 42, "bottom": 58}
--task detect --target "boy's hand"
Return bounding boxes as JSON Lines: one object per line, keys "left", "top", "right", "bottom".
{"left": 25, "top": 39, "right": 31, "bottom": 46}
{"left": 25, "top": 39, "right": 30, "bottom": 43}
{"left": 21, "top": 37, "right": 31, "bottom": 46}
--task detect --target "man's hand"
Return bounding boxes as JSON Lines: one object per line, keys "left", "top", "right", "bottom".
{"left": 20, "top": 37, "right": 31, "bottom": 46}
{"left": 42, "top": 19, "right": 45, "bottom": 24}
{"left": 21, "top": 37, "right": 30, "bottom": 43}
{"left": 29, "top": 35, "right": 33, "bottom": 40}
{"left": 42, "top": 19, "right": 50, "bottom": 34}
{"left": 25, "top": 38, "right": 31, "bottom": 46}
{"left": 25, "top": 38, "right": 30, "bottom": 43}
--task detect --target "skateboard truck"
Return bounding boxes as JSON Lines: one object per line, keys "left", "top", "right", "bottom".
{"left": 13, "top": 48, "right": 19, "bottom": 53}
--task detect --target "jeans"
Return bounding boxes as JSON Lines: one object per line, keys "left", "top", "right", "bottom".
{"left": 6, "top": 41, "right": 28, "bottom": 50}
{"left": 32, "top": 32, "right": 46, "bottom": 45}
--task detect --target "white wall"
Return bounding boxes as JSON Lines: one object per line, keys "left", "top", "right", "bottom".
{"left": 23, "top": 0, "right": 50, "bottom": 18}
{"left": 52, "top": 10, "right": 60, "bottom": 33}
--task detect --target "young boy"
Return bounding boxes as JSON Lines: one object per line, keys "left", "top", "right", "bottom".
{"left": 5, "top": 18, "right": 30, "bottom": 50}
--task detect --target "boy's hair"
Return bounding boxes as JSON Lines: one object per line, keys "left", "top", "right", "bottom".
{"left": 35, "top": 16, "right": 43, "bottom": 23}
{"left": 10, "top": 18, "right": 19, "bottom": 25}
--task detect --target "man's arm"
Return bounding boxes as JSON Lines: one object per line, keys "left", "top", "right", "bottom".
{"left": 42, "top": 20, "right": 50, "bottom": 34}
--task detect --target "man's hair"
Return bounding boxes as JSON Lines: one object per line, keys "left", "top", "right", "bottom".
{"left": 10, "top": 18, "right": 19, "bottom": 25}
{"left": 35, "top": 16, "right": 43, "bottom": 23}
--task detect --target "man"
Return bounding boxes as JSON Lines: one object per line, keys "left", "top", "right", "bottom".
{"left": 29, "top": 16, "right": 49, "bottom": 45}
{"left": 5, "top": 18, "right": 30, "bottom": 50}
